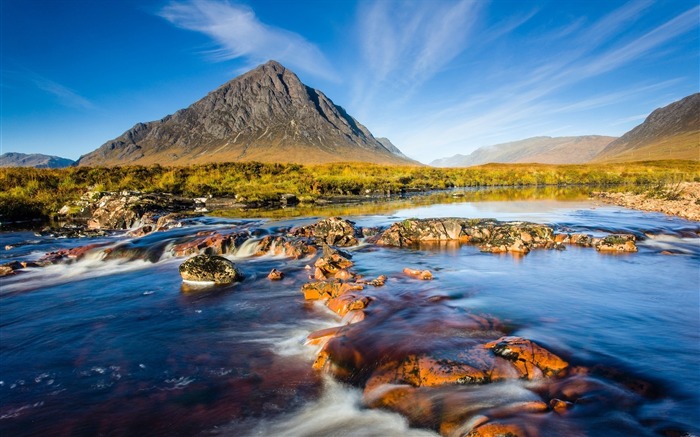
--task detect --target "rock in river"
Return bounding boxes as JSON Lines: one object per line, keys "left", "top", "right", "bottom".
{"left": 178, "top": 254, "right": 243, "bottom": 284}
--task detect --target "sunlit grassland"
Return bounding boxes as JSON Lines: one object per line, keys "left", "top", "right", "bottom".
{"left": 1, "top": 160, "right": 698, "bottom": 223}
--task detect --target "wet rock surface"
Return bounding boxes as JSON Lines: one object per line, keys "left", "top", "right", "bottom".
{"left": 3, "top": 214, "right": 691, "bottom": 436}
{"left": 178, "top": 254, "right": 243, "bottom": 284}
{"left": 377, "top": 218, "right": 563, "bottom": 254}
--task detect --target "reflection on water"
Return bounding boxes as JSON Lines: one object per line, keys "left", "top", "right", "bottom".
{"left": 211, "top": 185, "right": 597, "bottom": 219}
{"left": 0, "top": 189, "right": 698, "bottom": 436}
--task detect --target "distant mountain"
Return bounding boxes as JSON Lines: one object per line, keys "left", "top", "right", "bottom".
{"left": 430, "top": 136, "right": 616, "bottom": 167}
{"left": 77, "top": 61, "right": 414, "bottom": 166}
{"left": 594, "top": 93, "right": 700, "bottom": 162}
{"left": 0, "top": 153, "right": 75, "bottom": 168}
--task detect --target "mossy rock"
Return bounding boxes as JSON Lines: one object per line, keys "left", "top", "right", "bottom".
{"left": 179, "top": 254, "right": 243, "bottom": 284}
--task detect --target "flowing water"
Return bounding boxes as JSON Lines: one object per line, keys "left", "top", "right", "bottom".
{"left": 1, "top": 192, "right": 698, "bottom": 436}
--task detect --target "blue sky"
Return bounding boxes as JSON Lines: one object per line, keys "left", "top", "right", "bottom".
{"left": 1, "top": 0, "right": 698, "bottom": 164}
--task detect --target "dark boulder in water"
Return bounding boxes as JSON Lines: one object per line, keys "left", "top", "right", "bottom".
{"left": 178, "top": 254, "right": 243, "bottom": 284}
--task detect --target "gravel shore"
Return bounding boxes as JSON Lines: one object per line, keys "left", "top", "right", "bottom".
{"left": 593, "top": 182, "right": 700, "bottom": 222}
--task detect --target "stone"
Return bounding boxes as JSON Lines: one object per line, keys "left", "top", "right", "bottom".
{"left": 178, "top": 254, "right": 243, "bottom": 284}
{"left": 172, "top": 232, "right": 234, "bottom": 257}
{"left": 484, "top": 336, "right": 569, "bottom": 378}
{"left": 326, "top": 293, "right": 371, "bottom": 316}
{"left": 291, "top": 217, "right": 360, "bottom": 247}
{"left": 301, "top": 280, "right": 364, "bottom": 301}
{"left": 267, "top": 268, "right": 284, "bottom": 280}
{"left": 595, "top": 234, "right": 638, "bottom": 252}
{"left": 403, "top": 268, "right": 433, "bottom": 280}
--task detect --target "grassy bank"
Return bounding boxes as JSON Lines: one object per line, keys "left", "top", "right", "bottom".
{"left": 1, "top": 160, "right": 698, "bottom": 223}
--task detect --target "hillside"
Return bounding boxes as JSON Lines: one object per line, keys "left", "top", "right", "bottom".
{"left": 430, "top": 135, "right": 615, "bottom": 167}
{"left": 77, "top": 61, "right": 414, "bottom": 166}
{"left": 594, "top": 93, "right": 700, "bottom": 162}
{"left": 0, "top": 153, "right": 75, "bottom": 168}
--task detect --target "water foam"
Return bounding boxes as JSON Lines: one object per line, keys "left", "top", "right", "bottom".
{"left": 222, "top": 377, "right": 440, "bottom": 437}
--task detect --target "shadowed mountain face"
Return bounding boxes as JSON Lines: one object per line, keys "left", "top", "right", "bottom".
{"left": 0, "top": 153, "right": 75, "bottom": 168}
{"left": 594, "top": 93, "right": 700, "bottom": 162}
{"left": 77, "top": 61, "right": 414, "bottom": 166}
{"left": 430, "top": 136, "right": 616, "bottom": 167}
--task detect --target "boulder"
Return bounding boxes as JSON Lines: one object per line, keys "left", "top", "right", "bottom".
{"left": 178, "top": 254, "right": 243, "bottom": 284}
{"left": 595, "top": 234, "right": 638, "bottom": 252}
{"left": 291, "top": 217, "right": 360, "bottom": 247}
{"left": 484, "top": 336, "right": 569, "bottom": 379}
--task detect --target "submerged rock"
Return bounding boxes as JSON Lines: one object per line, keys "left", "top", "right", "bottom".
{"left": 178, "top": 254, "right": 243, "bottom": 284}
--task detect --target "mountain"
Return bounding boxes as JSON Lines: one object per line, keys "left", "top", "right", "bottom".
{"left": 376, "top": 137, "right": 414, "bottom": 161}
{"left": 430, "top": 135, "right": 616, "bottom": 167}
{"left": 77, "top": 61, "right": 414, "bottom": 166}
{"left": 594, "top": 93, "right": 700, "bottom": 162}
{"left": 0, "top": 153, "right": 75, "bottom": 168}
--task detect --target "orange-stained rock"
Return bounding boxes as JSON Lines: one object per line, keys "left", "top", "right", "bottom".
{"left": 363, "top": 384, "right": 437, "bottom": 427}
{"left": 314, "top": 267, "right": 327, "bottom": 280}
{"left": 326, "top": 293, "right": 371, "bottom": 316}
{"left": 415, "top": 355, "right": 489, "bottom": 386}
{"left": 267, "top": 268, "right": 284, "bottom": 280}
{"left": 315, "top": 252, "right": 354, "bottom": 276}
{"left": 549, "top": 398, "right": 573, "bottom": 414}
{"left": 554, "top": 233, "right": 569, "bottom": 244}
{"left": 403, "top": 267, "right": 433, "bottom": 280}
{"left": 301, "top": 280, "right": 364, "bottom": 301}
{"left": 465, "top": 420, "right": 534, "bottom": 437}
{"left": 172, "top": 233, "right": 232, "bottom": 257}
{"left": 334, "top": 269, "right": 355, "bottom": 281}
{"left": 283, "top": 239, "right": 317, "bottom": 259}
{"left": 306, "top": 326, "right": 343, "bottom": 346}
{"left": 340, "top": 309, "right": 366, "bottom": 325}
{"left": 569, "top": 233, "right": 593, "bottom": 246}
{"left": 484, "top": 336, "right": 569, "bottom": 379}
{"left": 311, "top": 335, "right": 366, "bottom": 381}
{"left": 39, "top": 242, "right": 111, "bottom": 264}
{"left": 595, "top": 234, "right": 638, "bottom": 252}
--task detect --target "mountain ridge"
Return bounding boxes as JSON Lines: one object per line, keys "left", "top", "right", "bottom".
{"left": 594, "top": 93, "right": 700, "bottom": 162}
{"left": 430, "top": 135, "right": 616, "bottom": 167}
{"left": 0, "top": 153, "right": 75, "bottom": 168}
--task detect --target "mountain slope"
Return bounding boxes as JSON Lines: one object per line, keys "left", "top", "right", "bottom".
{"left": 376, "top": 137, "right": 415, "bottom": 161}
{"left": 594, "top": 93, "right": 700, "bottom": 162}
{"left": 430, "top": 136, "right": 616, "bottom": 167}
{"left": 77, "top": 61, "right": 414, "bottom": 166}
{"left": 0, "top": 153, "right": 75, "bottom": 168}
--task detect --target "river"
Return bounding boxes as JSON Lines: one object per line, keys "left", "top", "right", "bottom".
{"left": 1, "top": 192, "right": 698, "bottom": 436}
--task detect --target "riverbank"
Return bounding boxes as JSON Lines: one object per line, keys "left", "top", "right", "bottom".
{"left": 593, "top": 182, "right": 700, "bottom": 222}
{"left": 2, "top": 160, "right": 697, "bottom": 224}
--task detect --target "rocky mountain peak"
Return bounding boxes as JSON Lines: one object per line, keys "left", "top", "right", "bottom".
{"left": 77, "top": 61, "right": 414, "bottom": 166}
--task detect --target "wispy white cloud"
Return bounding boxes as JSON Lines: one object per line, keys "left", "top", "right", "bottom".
{"left": 352, "top": 0, "right": 484, "bottom": 113}
{"left": 159, "top": 0, "right": 338, "bottom": 82}
{"left": 385, "top": 2, "right": 699, "bottom": 162}
{"left": 29, "top": 74, "right": 95, "bottom": 110}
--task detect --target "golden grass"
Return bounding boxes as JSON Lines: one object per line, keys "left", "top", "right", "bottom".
{"left": 1, "top": 160, "right": 698, "bottom": 223}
